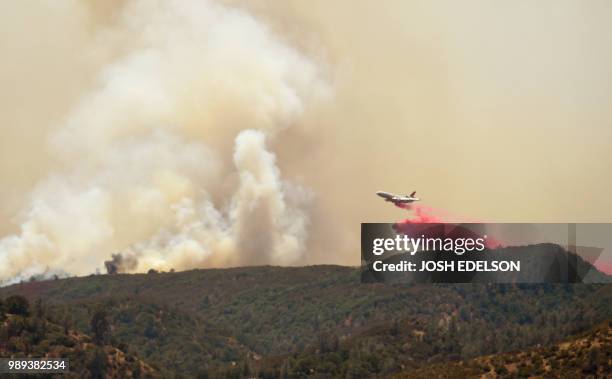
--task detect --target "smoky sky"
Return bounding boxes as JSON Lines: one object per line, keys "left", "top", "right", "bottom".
{"left": 1, "top": 0, "right": 612, "bottom": 282}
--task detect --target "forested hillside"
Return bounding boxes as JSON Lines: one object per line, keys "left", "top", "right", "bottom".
{"left": 1, "top": 266, "right": 610, "bottom": 377}
{"left": 0, "top": 295, "right": 158, "bottom": 378}
{"left": 394, "top": 320, "right": 611, "bottom": 378}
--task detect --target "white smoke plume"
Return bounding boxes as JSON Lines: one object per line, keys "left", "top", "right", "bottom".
{"left": 0, "top": 0, "right": 329, "bottom": 284}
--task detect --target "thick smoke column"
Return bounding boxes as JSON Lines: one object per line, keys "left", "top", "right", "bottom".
{"left": 104, "top": 253, "right": 138, "bottom": 275}
{"left": 0, "top": 0, "right": 329, "bottom": 283}
{"left": 230, "top": 130, "right": 311, "bottom": 266}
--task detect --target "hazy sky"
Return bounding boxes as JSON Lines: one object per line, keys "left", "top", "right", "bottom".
{"left": 261, "top": 1, "right": 612, "bottom": 217}
{"left": 239, "top": 0, "right": 612, "bottom": 263}
{"left": 1, "top": 1, "right": 611, "bottom": 276}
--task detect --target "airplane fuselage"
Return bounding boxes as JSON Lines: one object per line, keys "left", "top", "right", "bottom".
{"left": 376, "top": 191, "right": 420, "bottom": 205}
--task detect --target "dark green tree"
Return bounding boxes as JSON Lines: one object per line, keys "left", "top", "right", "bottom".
{"left": 143, "top": 316, "right": 158, "bottom": 339}
{"left": 34, "top": 298, "right": 44, "bottom": 318}
{"left": 242, "top": 359, "right": 251, "bottom": 377}
{"left": 90, "top": 309, "right": 110, "bottom": 345}
{"left": 5, "top": 295, "right": 29, "bottom": 316}
{"left": 196, "top": 369, "right": 209, "bottom": 379}
{"left": 63, "top": 312, "right": 72, "bottom": 335}
{"left": 87, "top": 347, "right": 108, "bottom": 379}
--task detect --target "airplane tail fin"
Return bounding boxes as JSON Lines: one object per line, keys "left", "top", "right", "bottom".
{"left": 410, "top": 191, "right": 416, "bottom": 197}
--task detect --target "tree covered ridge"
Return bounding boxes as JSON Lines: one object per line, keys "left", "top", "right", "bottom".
{"left": 0, "top": 265, "right": 610, "bottom": 378}
{"left": 393, "top": 319, "right": 611, "bottom": 378}
{"left": 0, "top": 295, "right": 159, "bottom": 378}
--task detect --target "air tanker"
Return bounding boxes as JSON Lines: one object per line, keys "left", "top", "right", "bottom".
{"left": 376, "top": 191, "right": 420, "bottom": 206}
